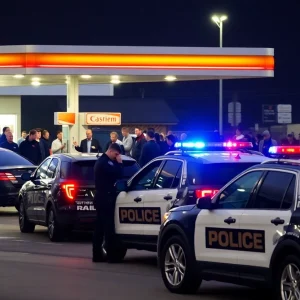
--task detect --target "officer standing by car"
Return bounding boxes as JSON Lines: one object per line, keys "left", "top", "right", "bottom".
{"left": 93, "top": 143, "right": 123, "bottom": 263}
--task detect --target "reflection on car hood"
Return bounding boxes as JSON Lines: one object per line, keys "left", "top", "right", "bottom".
{"left": 170, "top": 204, "right": 196, "bottom": 212}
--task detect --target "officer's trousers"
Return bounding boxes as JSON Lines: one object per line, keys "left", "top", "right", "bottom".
{"left": 92, "top": 205, "right": 116, "bottom": 259}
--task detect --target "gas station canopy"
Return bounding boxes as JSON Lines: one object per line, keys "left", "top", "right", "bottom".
{"left": 0, "top": 45, "right": 274, "bottom": 86}
{"left": 0, "top": 45, "right": 274, "bottom": 153}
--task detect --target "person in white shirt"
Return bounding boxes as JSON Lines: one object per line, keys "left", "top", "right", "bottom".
{"left": 105, "top": 132, "right": 125, "bottom": 154}
{"left": 233, "top": 128, "right": 245, "bottom": 141}
{"left": 121, "top": 127, "right": 133, "bottom": 156}
{"left": 51, "top": 130, "right": 66, "bottom": 154}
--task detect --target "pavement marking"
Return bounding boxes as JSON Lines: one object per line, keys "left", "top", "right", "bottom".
{"left": 35, "top": 242, "right": 64, "bottom": 245}
{"left": 11, "top": 240, "right": 27, "bottom": 242}
{"left": 0, "top": 237, "right": 15, "bottom": 239}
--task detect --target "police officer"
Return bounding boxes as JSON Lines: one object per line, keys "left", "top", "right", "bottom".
{"left": 93, "top": 143, "right": 123, "bottom": 263}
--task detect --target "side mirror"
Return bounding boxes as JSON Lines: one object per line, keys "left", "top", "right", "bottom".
{"left": 196, "top": 196, "right": 214, "bottom": 209}
{"left": 115, "top": 179, "right": 128, "bottom": 192}
{"left": 21, "top": 172, "right": 32, "bottom": 182}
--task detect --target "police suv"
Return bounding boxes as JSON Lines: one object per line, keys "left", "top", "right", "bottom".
{"left": 18, "top": 153, "right": 139, "bottom": 241}
{"left": 157, "top": 145, "right": 300, "bottom": 299}
{"left": 112, "top": 141, "right": 273, "bottom": 260}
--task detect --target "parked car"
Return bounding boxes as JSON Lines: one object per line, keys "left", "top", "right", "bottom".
{"left": 18, "top": 153, "right": 140, "bottom": 241}
{"left": 0, "top": 148, "right": 36, "bottom": 210}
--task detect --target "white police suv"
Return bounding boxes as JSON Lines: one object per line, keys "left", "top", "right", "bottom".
{"left": 111, "top": 141, "right": 273, "bottom": 260}
{"left": 157, "top": 145, "right": 300, "bottom": 299}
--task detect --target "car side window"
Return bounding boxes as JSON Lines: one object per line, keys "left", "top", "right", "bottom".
{"left": 35, "top": 158, "right": 52, "bottom": 180}
{"left": 252, "top": 171, "right": 295, "bottom": 210}
{"left": 47, "top": 158, "right": 59, "bottom": 179}
{"left": 154, "top": 160, "right": 182, "bottom": 189}
{"left": 216, "top": 171, "right": 263, "bottom": 209}
{"left": 130, "top": 160, "right": 162, "bottom": 191}
{"left": 282, "top": 176, "right": 296, "bottom": 209}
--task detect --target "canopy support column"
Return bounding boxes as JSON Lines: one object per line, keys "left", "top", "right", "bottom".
{"left": 66, "top": 76, "right": 86, "bottom": 153}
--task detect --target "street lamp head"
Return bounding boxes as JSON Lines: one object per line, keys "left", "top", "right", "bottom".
{"left": 212, "top": 15, "right": 219, "bottom": 23}
{"left": 211, "top": 15, "right": 228, "bottom": 24}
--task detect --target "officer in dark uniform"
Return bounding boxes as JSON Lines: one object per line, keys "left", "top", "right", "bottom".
{"left": 93, "top": 143, "right": 123, "bottom": 263}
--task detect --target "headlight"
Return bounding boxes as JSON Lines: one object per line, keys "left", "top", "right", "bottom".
{"left": 163, "top": 212, "right": 171, "bottom": 223}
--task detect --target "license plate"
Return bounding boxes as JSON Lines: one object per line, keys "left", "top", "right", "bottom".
{"left": 75, "top": 201, "right": 96, "bottom": 211}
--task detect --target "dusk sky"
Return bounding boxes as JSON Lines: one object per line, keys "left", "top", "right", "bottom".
{"left": 1, "top": 1, "right": 298, "bottom": 128}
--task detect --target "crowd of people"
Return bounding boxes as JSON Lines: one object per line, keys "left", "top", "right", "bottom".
{"left": 232, "top": 127, "right": 300, "bottom": 156}
{"left": 2, "top": 124, "right": 298, "bottom": 165}
{"left": 0, "top": 126, "right": 185, "bottom": 166}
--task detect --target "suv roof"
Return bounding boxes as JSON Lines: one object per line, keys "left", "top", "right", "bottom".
{"left": 250, "top": 161, "right": 300, "bottom": 172}
{"left": 51, "top": 153, "right": 136, "bottom": 162}
{"left": 162, "top": 150, "right": 273, "bottom": 164}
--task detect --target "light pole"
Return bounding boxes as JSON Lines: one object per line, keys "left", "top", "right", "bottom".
{"left": 212, "top": 15, "right": 227, "bottom": 136}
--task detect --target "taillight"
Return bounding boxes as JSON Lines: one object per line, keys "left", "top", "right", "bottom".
{"left": 195, "top": 189, "right": 219, "bottom": 198}
{"left": 0, "top": 172, "right": 16, "bottom": 181}
{"left": 61, "top": 183, "right": 77, "bottom": 200}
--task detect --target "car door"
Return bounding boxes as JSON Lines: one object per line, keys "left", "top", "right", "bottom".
{"left": 143, "top": 159, "right": 183, "bottom": 236}
{"left": 238, "top": 170, "right": 296, "bottom": 268}
{"left": 25, "top": 158, "right": 52, "bottom": 221}
{"left": 115, "top": 159, "right": 164, "bottom": 237}
{"left": 35, "top": 158, "right": 60, "bottom": 222}
{"left": 195, "top": 170, "right": 264, "bottom": 266}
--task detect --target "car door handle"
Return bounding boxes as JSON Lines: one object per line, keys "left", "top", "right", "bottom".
{"left": 271, "top": 217, "right": 285, "bottom": 226}
{"left": 134, "top": 197, "right": 142, "bottom": 203}
{"left": 164, "top": 195, "right": 173, "bottom": 200}
{"left": 224, "top": 217, "right": 236, "bottom": 224}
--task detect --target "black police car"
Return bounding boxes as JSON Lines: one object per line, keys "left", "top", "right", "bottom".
{"left": 0, "top": 148, "right": 36, "bottom": 209}
{"left": 18, "top": 153, "right": 139, "bottom": 241}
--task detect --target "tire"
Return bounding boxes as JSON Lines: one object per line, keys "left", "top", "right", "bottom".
{"left": 19, "top": 199, "right": 35, "bottom": 233}
{"left": 103, "top": 238, "right": 127, "bottom": 263}
{"left": 47, "top": 206, "right": 63, "bottom": 242}
{"left": 273, "top": 254, "right": 300, "bottom": 300}
{"left": 159, "top": 235, "right": 201, "bottom": 294}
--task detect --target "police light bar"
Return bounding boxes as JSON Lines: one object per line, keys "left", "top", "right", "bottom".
{"left": 174, "top": 141, "right": 253, "bottom": 149}
{"left": 269, "top": 146, "right": 300, "bottom": 154}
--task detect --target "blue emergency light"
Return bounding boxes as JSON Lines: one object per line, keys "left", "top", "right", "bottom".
{"left": 174, "top": 141, "right": 253, "bottom": 150}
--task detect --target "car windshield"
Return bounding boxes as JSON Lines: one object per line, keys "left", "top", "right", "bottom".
{"left": 187, "top": 162, "right": 260, "bottom": 186}
{"left": 0, "top": 150, "right": 33, "bottom": 167}
{"left": 61, "top": 160, "right": 140, "bottom": 180}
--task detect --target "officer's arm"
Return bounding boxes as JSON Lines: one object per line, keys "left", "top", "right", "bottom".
{"left": 115, "top": 160, "right": 124, "bottom": 180}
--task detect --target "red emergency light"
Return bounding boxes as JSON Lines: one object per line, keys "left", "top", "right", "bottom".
{"left": 269, "top": 146, "right": 300, "bottom": 154}
{"left": 206, "top": 141, "right": 253, "bottom": 148}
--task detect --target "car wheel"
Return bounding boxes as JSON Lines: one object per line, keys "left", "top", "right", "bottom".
{"left": 47, "top": 207, "right": 62, "bottom": 242}
{"left": 274, "top": 255, "right": 300, "bottom": 300}
{"left": 103, "top": 238, "right": 127, "bottom": 263}
{"left": 160, "top": 235, "right": 201, "bottom": 294}
{"left": 19, "top": 199, "right": 35, "bottom": 233}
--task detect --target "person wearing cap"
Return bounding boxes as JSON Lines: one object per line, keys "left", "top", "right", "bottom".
{"left": 259, "top": 130, "right": 277, "bottom": 156}
{"left": 93, "top": 143, "right": 123, "bottom": 263}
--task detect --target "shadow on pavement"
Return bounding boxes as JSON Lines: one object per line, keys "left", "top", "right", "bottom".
{"left": 197, "top": 286, "right": 272, "bottom": 300}
{"left": 124, "top": 255, "right": 157, "bottom": 268}
{"left": 0, "top": 208, "right": 18, "bottom": 217}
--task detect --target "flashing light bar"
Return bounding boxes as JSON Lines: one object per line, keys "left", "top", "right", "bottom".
{"left": 269, "top": 146, "right": 300, "bottom": 154}
{"left": 174, "top": 141, "right": 253, "bottom": 149}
